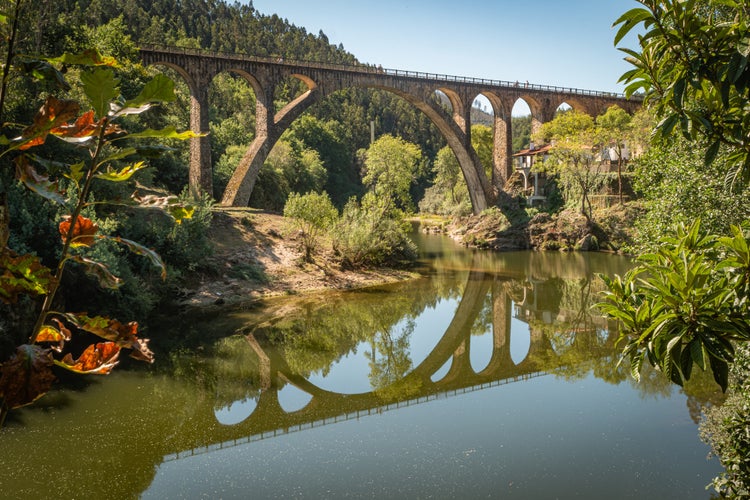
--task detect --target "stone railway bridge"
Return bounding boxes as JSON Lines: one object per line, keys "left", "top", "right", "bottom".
{"left": 139, "top": 45, "right": 642, "bottom": 214}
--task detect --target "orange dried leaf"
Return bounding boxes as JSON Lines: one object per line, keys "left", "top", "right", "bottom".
{"left": 56, "top": 342, "right": 120, "bottom": 375}
{"left": 59, "top": 215, "right": 98, "bottom": 247}
{"left": 62, "top": 314, "right": 154, "bottom": 364}
{"left": 50, "top": 110, "right": 99, "bottom": 141}
{"left": 0, "top": 345, "right": 56, "bottom": 409}
{"left": 36, "top": 319, "right": 71, "bottom": 352}
{"left": 19, "top": 96, "right": 80, "bottom": 150}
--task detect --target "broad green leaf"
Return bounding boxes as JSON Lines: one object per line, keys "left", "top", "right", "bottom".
{"left": 126, "top": 126, "right": 200, "bottom": 141}
{"left": 689, "top": 339, "right": 706, "bottom": 371}
{"left": 709, "top": 356, "right": 729, "bottom": 392}
{"left": 80, "top": 68, "right": 119, "bottom": 118}
{"left": 94, "top": 161, "right": 147, "bottom": 182}
{"left": 65, "top": 162, "right": 85, "bottom": 184}
{"left": 118, "top": 74, "right": 176, "bottom": 114}
{"left": 613, "top": 8, "right": 654, "bottom": 46}
{"left": 99, "top": 148, "right": 137, "bottom": 164}
{"left": 0, "top": 251, "right": 52, "bottom": 304}
{"left": 43, "top": 49, "right": 118, "bottom": 67}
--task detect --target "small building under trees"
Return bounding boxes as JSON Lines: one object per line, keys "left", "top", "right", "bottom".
{"left": 512, "top": 143, "right": 552, "bottom": 206}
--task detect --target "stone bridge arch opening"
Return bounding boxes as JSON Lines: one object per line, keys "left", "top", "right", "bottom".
{"left": 208, "top": 70, "right": 261, "bottom": 200}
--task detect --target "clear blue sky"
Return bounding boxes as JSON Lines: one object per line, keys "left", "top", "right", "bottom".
{"left": 249, "top": 0, "right": 642, "bottom": 94}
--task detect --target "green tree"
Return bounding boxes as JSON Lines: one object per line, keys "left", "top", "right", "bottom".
{"left": 615, "top": 0, "right": 750, "bottom": 185}
{"left": 418, "top": 146, "right": 471, "bottom": 216}
{"left": 471, "top": 124, "right": 494, "bottom": 180}
{"left": 362, "top": 134, "right": 424, "bottom": 212}
{"left": 283, "top": 191, "right": 338, "bottom": 262}
{"left": 595, "top": 105, "right": 632, "bottom": 204}
{"left": 533, "top": 110, "right": 603, "bottom": 219}
{"left": 512, "top": 115, "right": 532, "bottom": 152}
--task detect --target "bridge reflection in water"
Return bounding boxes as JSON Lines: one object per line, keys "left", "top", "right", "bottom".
{"left": 3, "top": 243, "right": 722, "bottom": 499}
{"left": 164, "top": 251, "right": 622, "bottom": 463}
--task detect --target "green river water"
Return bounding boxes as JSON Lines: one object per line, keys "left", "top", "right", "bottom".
{"left": 0, "top": 228, "right": 723, "bottom": 499}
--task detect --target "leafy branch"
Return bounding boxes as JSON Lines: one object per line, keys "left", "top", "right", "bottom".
{"left": 0, "top": 0, "right": 198, "bottom": 424}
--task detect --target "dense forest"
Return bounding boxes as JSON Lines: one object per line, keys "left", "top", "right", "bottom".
{"left": 0, "top": 0, "right": 533, "bottom": 355}
{"left": 21, "top": 0, "right": 532, "bottom": 210}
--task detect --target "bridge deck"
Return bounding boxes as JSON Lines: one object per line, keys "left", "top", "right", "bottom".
{"left": 140, "top": 44, "right": 633, "bottom": 100}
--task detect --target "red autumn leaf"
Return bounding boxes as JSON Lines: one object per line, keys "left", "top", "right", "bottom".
{"left": 19, "top": 96, "right": 80, "bottom": 150}
{"left": 0, "top": 345, "right": 56, "bottom": 409}
{"left": 59, "top": 215, "right": 98, "bottom": 247}
{"left": 55, "top": 342, "right": 120, "bottom": 375}
{"left": 61, "top": 313, "right": 154, "bottom": 364}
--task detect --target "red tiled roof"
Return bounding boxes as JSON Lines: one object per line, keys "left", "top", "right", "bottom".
{"left": 512, "top": 144, "right": 553, "bottom": 157}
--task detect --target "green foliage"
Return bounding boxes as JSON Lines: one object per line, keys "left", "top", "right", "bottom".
{"left": 418, "top": 146, "right": 471, "bottom": 216}
{"left": 287, "top": 115, "right": 359, "bottom": 207}
{"left": 333, "top": 192, "right": 417, "bottom": 268}
{"left": 533, "top": 110, "right": 604, "bottom": 218}
{"left": 471, "top": 124, "right": 494, "bottom": 180}
{"left": 0, "top": 38, "right": 196, "bottom": 423}
{"left": 227, "top": 135, "right": 327, "bottom": 212}
{"left": 598, "top": 221, "right": 750, "bottom": 392}
{"left": 283, "top": 191, "right": 338, "bottom": 262}
{"left": 213, "top": 144, "right": 246, "bottom": 200}
{"left": 512, "top": 115, "right": 532, "bottom": 152}
{"left": 614, "top": 0, "right": 750, "bottom": 185}
{"left": 700, "top": 343, "right": 750, "bottom": 497}
{"left": 596, "top": 105, "right": 633, "bottom": 203}
{"left": 632, "top": 136, "right": 750, "bottom": 246}
{"left": 362, "top": 134, "right": 424, "bottom": 213}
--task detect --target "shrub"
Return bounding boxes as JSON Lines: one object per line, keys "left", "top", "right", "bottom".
{"left": 283, "top": 191, "right": 338, "bottom": 262}
{"left": 333, "top": 193, "right": 417, "bottom": 268}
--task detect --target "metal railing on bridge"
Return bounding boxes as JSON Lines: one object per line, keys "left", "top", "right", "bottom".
{"left": 139, "top": 44, "right": 636, "bottom": 101}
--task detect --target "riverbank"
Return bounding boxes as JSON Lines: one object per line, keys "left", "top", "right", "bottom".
{"left": 176, "top": 208, "right": 419, "bottom": 309}
{"left": 178, "top": 203, "right": 641, "bottom": 310}
{"left": 443, "top": 203, "right": 643, "bottom": 254}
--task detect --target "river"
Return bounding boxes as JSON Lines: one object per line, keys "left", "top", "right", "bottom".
{"left": 0, "top": 228, "right": 723, "bottom": 498}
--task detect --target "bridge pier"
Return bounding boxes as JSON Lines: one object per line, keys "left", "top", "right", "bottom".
{"left": 493, "top": 112, "right": 513, "bottom": 191}
{"left": 188, "top": 81, "right": 214, "bottom": 198}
